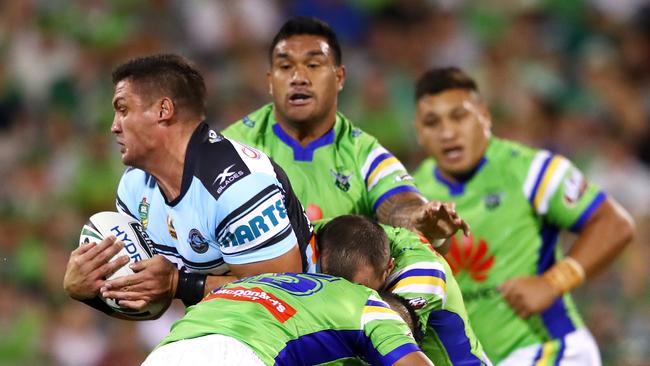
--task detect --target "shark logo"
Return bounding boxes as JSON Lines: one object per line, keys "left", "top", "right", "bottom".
{"left": 214, "top": 164, "right": 236, "bottom": 185}
{"left": 445, "top": 235, "right": 494, "bottom": 282}
{"left": 330, "top": 169, "right": 352, "bottom": 192}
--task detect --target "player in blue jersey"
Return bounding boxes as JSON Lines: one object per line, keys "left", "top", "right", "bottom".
{"left": 63, "top": 54, "right": 312, "bottom": 316}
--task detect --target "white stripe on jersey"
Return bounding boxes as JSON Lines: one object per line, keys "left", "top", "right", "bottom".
{"left": 523, "top": 150, "right": 551, "bottom": 200}
{"left": 367, "top": 162, "right": 406, "bottom": 190}
{"left": 361, "top": 310, "right": 404, "bottom": 327}
{"left": 385, "top": 261, "right": 446, "bottom": 285}
{"left": 391, "top": 284, "right": 447, "bottom": 303}
{"left": 536, "top": 157, "right": 570, "bottom": 215}
{"left": 361, "top": 146, "right": 390, "bottom": 179}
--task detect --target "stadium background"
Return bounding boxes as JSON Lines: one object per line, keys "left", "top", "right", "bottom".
{"left": 0, "top": 0, "right": 648, "bottom": 365}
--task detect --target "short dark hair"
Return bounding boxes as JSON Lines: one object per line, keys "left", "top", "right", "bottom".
{"left": 269, "top": 17, "right": 342, "bottom": 65}
{"left": 380, "top": 291, "right": 424, "bottom": 344}
{"left": 317, "top": 215, "right": 390, "bottom": 281}
{"left": 112, "top": 54, "right": 206, "bottom": 118}
{"left": 415, "top": 67, "right": 478, "bottom": 101}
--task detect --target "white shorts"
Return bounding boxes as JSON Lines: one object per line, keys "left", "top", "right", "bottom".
{"left": 141, "top": 334, "right": 266, "bottom": 366}
{"left": 497, "top": 328, "right": 601, "bottom": 366}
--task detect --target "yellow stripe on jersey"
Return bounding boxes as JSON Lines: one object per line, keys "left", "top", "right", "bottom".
{"left": 361, "top": 306, "right": 403, "bottom": 326}
{"left": 390, "top": 276, "right": 446, "bottom": 291}
{"left": 534, "top": 342, "right": 554, "bottom": 366}
{"left": 533, "top": 156, "right": 570, "bottom": 214}
{"left": 367, "top": 157, "right": 402, "bottom": 189}
{"left": 389, "top": 276, "right": 447, "bottom": 305}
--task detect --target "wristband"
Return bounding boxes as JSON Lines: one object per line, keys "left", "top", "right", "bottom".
{"left": 175, "top": 271, "right": 207, "bottom": 306}
{"left": 81, "top": 297, "right": 116, "bottom": 315}
{"left": 542, "top": 257, "right": 585, "bottom": 294}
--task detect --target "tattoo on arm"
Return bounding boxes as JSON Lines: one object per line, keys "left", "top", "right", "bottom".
{"left": 376, "top": 192, "right": 426, "bottom": 229}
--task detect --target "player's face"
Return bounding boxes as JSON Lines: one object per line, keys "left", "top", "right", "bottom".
{"left": 415, "top": 89, "right": 491, "bottom": 180}
{"left": 110, "top": 79, "right": 160, "bottom": 167}
{"left": 268, "top": 35, "right": 345, "bottom": 128}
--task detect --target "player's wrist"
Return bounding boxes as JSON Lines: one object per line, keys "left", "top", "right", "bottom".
{"left": 541, "top": 257, "right": 585, "bottom": 294}
{"left": 175, "top": 271, "right": 207, "bottom": 306}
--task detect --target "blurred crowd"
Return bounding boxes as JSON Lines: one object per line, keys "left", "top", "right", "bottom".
{"left": 0, "top": 1, "right": 648, "bottom": 365}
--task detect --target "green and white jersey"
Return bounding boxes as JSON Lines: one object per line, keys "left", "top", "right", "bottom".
{"left": 413, "top": 138, "right": 606, "bottom": 363}
{"left": 222, "top": 104, "right": 419, "bottom": 221}
{"left": 158, "top": 273, "right": 420, "bottom": 366}
{"left": 310, "top": 221, "right": 489, "bottom": 365}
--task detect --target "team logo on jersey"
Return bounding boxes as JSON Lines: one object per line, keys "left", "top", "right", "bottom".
{"left": 483, "top": 193, "right": 502, "bottom": 210}
{"left": 330, "top": 169, "right": 352, "bottom": 192}
{"left": 213, "top": 164, "right": 244, "bottom": 194}
{"left": 351, "top": 128, "right": 362, "bottom": 138}
{"left": 242, "top": 116, "right": 255, "bottom": 128}
{"left": 167, "top": 215, "right": 178, "bottom": 240}
{"left": 445, "top": 235, "right": 494, "bottom": 282}
{"left": 188, "top": 228, "right": 209, "bottom": 253}
{"left": 240, "top": 145, "right": 260, "bottom": 160}
{"left": 563, "top": 168, "right": 587, "bottom": 206}
{"left": 138, "top": 197, "right": 150, "bottom": 229}
{"left": 208, "top": 130, "right": 223, "bottom": 143}
{"left": 407, "top": 297, "right": 428, "bottom": 310}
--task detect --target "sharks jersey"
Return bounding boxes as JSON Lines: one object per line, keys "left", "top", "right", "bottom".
{"left": 222, "top": 104, "right": 419, "bottom": 221}
{"left": 158, "top": 273, "right": 421, "bottom": 366}
{"left": 413, "top": 138, "right": 606, "bottom": 363}
{"left": 116, "top": 122, "right": 312, "bottom": 274}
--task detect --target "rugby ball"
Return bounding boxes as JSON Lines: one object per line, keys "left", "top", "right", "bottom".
{"left": 79, "top": 211, "right": 167, "bottom": 319}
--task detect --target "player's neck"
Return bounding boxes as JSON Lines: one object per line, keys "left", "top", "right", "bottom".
{"left": 276, "top": 114, "right": 336, "bottom": 147}
{"left": 143, "top": 122, "right": 196, "bottom": 201}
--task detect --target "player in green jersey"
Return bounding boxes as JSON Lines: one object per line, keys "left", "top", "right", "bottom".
{"left": 141, "top": 220, "right": 434, "bottom": 366}
{"left": 412, "top": 67, "right": 635, "bottom": 365}
{"left": 315, "top": 215, "right": 491, "bottom": 366}
{"left": 222, "top": 17, "right": 468, "bottom": 249}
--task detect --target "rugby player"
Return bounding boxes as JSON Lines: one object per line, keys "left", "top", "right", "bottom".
{"left": 63, "top": 54, "right": 312, "bottom": 316}
{"left": 222, "top": 17, "right": 468, "bottom": 250}
{"left": 412, "top": 67, "right": 635, "bottom": 364}
{"left": 315, "top": 215, "right": 492, "bottom": 365}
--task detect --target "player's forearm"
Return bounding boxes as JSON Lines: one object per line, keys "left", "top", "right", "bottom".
{"left": 567, "top": 198, "right": 635, "bottom": 278}
{"left": 376, "top": 191, "right": 426, "bottom": 230}
{"left": 204, "top": 274, "right": 238, "bottom": 295}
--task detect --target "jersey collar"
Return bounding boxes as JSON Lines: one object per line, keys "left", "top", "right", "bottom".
{"left": 434, "top": 156, "right": 487, "bottom": 196}
{"left": 271, "top": 121, "right": 336, "bottom": 162}
{"left": 164, "top": 121, "right": 209, "bottom": 207}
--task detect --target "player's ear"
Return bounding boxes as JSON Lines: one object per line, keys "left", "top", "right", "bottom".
{"left": 383, "top": 257, "right": 395, "bottom": 282}
{"left": 159, "top": 97, "right": 175, "bottom": 123}
{"left": 267, "top": 71, "right": 273, "bottom": 96}
{"left": 335, "top": 65, "right": 346, "bottom": 92}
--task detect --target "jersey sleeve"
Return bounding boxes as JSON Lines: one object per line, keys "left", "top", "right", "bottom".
{"left": 522, "top": 151, "right": 606, "bottom": 231}
{"left": 115, "top": 168, "right": 146, "bottom": 220}
{"left": 361, "top": 293, "right": 422, "bottom": 366}
{"left": 359, "top": 140, "right": 420, "bottom": 214}
{"left": 214, "top": 172, "right": 298, "bottom": 265}
{"left": 383, "top": 225, "right": 447, "bottom": 326}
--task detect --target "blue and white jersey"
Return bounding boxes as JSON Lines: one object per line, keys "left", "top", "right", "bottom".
{"left": 116, "top": 123, "right": 312, "bottom": 274}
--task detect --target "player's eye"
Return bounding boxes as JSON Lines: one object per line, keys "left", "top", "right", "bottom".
{"left": 278, "top": 64, "right": 291, "bottom": 70}
{"left": 423, "top": 116, "right": 439, "bottom": 127}
{"left": 451, "top": 108, "right": 468, "bottom": 121}
{"left": 307, "top": 63, "right": 320, "bottom": 69}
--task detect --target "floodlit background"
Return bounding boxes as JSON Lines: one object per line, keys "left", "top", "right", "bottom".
{"left": 0, "top": 1, "right": 648, "bottom": 365}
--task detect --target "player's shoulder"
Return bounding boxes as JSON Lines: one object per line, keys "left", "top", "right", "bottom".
{"left": 412, "top": 158, "right": 436, "bottom": 180}
{"left": 222, "top": 104, "right": 273, "bottom": 140}
{"left": 335, "top": 112, "right": 380, "bottom": 149}
{"left": 486, "top": 138, "right": 544, "bottom": 178}
{"left": 119, "top": 167, "right": 156, "bottom": 190}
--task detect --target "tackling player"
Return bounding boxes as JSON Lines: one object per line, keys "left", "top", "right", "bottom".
{"left": 222, "top": 17, "right": 468, "bottom": 250}
{"left": 142, "top": 273, "right": 432, "bottom": 366}
{"left": 63, "top": 54, "right": 312, "bottom": 317}
{"left": 412, "top": 67, "right": 635, "bottom": 364}
{"left": 315, "top": 215, "right": 492, "bottom": 366}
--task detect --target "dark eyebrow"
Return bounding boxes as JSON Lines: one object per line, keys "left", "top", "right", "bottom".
{"left": 306, "top": 50, "right": 327, "bottom": 58}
